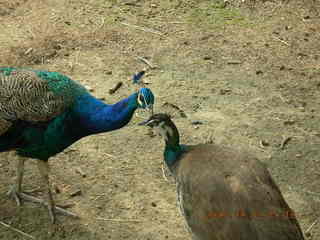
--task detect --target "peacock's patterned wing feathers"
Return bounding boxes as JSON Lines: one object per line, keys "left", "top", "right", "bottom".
{"left": 0, "top": 68, "right": 87, "bottom": 134}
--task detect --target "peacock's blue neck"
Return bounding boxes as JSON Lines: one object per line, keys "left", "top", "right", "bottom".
{"left": 73, "top": 93, "right": 139, "bottom": 135}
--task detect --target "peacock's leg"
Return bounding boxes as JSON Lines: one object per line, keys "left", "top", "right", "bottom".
{"left": 7, "top": 157, "right": 25, "bottom": 206}
{"left": 36, "top": 160, "right": 78, "bottom": 223}
{"left": 37, "top": 160, "right": 56, "bottom": 223}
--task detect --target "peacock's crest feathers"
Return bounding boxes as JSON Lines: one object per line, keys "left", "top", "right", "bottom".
{"left": 0, "top": 68, "right": 87, "bottom": 134}
{"left": 137, "top": 87, "right": 154, "bottom": 109}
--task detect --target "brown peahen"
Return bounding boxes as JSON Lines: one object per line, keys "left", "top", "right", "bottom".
{"left": 140, "top": 113, "right": 305, "bottom": 240}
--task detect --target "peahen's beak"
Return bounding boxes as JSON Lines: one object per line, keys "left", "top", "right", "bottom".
{"left": 138, "top": 119, "right": 149, "bottom": 126}
{"left": 138, "top": 116, "right": 154, "bottom": 126}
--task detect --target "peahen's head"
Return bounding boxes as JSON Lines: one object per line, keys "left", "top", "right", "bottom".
{"left": 137, "top": 88, "right": 155, "bottom": 114}
{"left": 139, "top": 113, "right": 179, "bottom": 143}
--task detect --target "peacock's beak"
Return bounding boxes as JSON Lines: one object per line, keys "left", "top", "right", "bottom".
{"left": 147, "top": 104, "right": 154, "bottom": 116}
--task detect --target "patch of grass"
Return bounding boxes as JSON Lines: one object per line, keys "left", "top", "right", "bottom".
{"left": 188, "top": 1, "right": 250, "bottom": 29}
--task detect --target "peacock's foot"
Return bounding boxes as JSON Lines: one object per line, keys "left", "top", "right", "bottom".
{"left": 18, "top": 192, "right": 79, "bottom": 223}
{"left": 7, "top": 185, "right": 22, "bottom": 206}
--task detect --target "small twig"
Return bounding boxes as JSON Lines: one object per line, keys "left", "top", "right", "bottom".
{"left": 274, "top": 36, "right": 290, "bottom": 46}
{"left": 57, "top": 203, "right": 75, "bottom": 209}
{"left": 120, "top": 22, "right": 164, "bottom": 36}
{"left": 109, "top": 81, "right": 123, "bottom": 94}
{"left": 96, "top": 217, "right": 142, "bottom": 222}
{"left": 278, "top": 94, "right": 289, "bottom": 104}
{"left": 227, "top": 60, "right": 242, "bottom": 65}
{"left": 24, "top": 48, "right": 33, "bottom": 55}
{"left": 136, "top": 56, "right": 156, "bottom": 69}
{"left": 280, "top": 136, "right": 292, "bottom": 150}
{"left": 24, "top": 187, "right": 41, "bottom": 194}
{"left": 0, "top": 221, "right": 35, "bottom": 240}
{"left": 103, "top": 153, "right": 115, "bottom": 158}
{"left": 75, "top": 167, "right": 87, "bottom": 177}
{"left": 98, "top": 16, "right": 105, "bottom": 29}
{"left": 92, "top": 193, "right": 106, "bottom": 201}
{"left": 305, "top": 218, "right": 318, "bottom": 234}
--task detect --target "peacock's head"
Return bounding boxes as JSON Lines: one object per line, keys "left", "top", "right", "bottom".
{"left": 137, "top": 87, "right": 155, "bottom": 115}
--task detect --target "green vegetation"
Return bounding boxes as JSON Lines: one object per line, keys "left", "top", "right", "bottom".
{"left": 188, "top": 1, "right": 250, "bottom": 28}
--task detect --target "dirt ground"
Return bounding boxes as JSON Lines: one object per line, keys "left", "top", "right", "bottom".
{"left": 0, "top": 0, "right": 320, "bottom": 239}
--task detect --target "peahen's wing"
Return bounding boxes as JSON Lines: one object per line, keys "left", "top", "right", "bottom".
{"left": 0, "top": 68, "right": 86, "bottom": 135}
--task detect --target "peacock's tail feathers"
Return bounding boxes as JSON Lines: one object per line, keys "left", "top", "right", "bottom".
{"left": 0, "top": 68, "right": 87, "bottom": 133}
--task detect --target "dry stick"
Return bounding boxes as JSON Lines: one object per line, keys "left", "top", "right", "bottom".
{"left": 120, "top": 22, "right": 164, "bottom": 36}
{"left": 274, "top": 36, "right": 290, "bottom": 46}
{"left": 280, "top": 136, "right": 292, "bottom": 150}
{"left": 75, "top": 167, "right": 87, "bottom": 177}
{"left": 136, "top": 56, "right": 156, "bottom": 69}
{"left": 0, "top": 221, "right": 35, "bottom": 240}
{"left": 305, "top": 218, "right": 318, "bottom": 234}
{"left": 109, "top": 82, "right": 123, "bottom": 94}
{"left": 103, "top": 153, "right": 115, "bottom": 158}
{"left": 96, "top": 217, "right": 142, "bottom": 222}
{"left": 19, "top": 193, "right": 79, "bottom": 218}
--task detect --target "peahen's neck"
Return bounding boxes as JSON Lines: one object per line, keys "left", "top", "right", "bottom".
{"left": 162, "top": 123, "right": 185, "bottom": 171}
{"left": 74, "top": 93, "right": 139, "bottom": 135}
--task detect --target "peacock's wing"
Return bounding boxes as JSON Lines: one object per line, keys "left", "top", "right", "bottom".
{"left": 0, "top": 68, "right": 87, "bottom": 135}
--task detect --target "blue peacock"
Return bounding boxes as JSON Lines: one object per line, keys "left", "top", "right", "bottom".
{"left": 0, "top": 67, "right": 154, "bottom": 223}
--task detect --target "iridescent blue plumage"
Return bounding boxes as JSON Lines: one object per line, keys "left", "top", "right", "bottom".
{"left": 0, "top": 67, "right": 155, "bottom": 222}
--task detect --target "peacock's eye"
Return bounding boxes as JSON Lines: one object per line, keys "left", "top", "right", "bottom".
{"left": 139, "top": 94, "right": 145, "bottom": 103}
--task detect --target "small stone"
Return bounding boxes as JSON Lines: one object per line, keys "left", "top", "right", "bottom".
{"left": 283, "top": 120, "right": 295, "bottom": 125}
{"left": 151, "top": 202, "right": 157, "bottom": 207}
{"left": 219, "top": 89, "right": 232, "bottom": 95}
{"left": 54, "top": 185, "right": 61, "bottom": 194}
{"left": 191, "top": 120, "right": 204, "bottom": 125}
{"left": 314, "top": 132, "right": 320, "bottom": 138}
{"left": 260, "top": 140, "right": 270, "bottom": 147}
{"left": 305, "top": 232, "right": 311, "bottom": 237}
